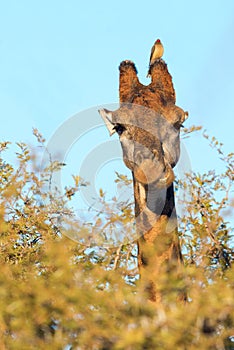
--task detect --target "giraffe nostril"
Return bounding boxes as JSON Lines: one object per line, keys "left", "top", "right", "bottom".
{"left": 135, "top": 149, "right": 159, "bottom": 168}
{"left": 135, "top": 151, "right": 144, "bottom": 164}
{"left": 153, "top": 149, "right": 159, "bottom": 158}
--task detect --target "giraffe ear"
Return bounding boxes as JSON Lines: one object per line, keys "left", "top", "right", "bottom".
{"left": 98, "top": 108, "right": 116, "bottom": 136}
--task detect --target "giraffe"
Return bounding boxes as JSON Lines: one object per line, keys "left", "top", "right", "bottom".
{"left": 99, "top": 57, "right": 188, "bottom": 302}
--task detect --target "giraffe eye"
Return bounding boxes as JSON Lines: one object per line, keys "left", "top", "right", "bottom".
{"left": 114, "top": 124, "right": 126, "bottom": 136}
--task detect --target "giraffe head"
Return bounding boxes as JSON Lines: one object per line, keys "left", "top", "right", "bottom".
{"left": 99, "top": 104, "right": 187, "bottom": 187}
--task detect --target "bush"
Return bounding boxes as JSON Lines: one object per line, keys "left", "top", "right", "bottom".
{"left": 0, "top": 129, "right": 233, "bottom": 349}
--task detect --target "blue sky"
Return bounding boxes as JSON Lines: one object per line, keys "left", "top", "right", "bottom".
{"left": 0, "top": 1, "right": 234, "bottom": 210}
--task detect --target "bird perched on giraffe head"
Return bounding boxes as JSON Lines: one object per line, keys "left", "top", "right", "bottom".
{"left": 147, "top": 39, "right": 164, "bottom": 78}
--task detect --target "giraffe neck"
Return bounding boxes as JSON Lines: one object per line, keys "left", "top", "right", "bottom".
{"left": 133, "top": 175, "right": 178, "bottom": 238}
{"left": 133, "top": 175, "right": 184, "bottom": 302}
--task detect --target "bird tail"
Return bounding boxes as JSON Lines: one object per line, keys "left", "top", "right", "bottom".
{"left": 146, "top": 66, "right": 151, "bottom": 78}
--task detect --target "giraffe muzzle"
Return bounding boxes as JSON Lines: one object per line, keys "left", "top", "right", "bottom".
{"left": 124, "top": 158, "right": 174, "bottom": 187}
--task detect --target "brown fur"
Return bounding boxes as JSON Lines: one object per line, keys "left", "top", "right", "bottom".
{"left": 119, "top": 59, "right": 176, "bottom": 107}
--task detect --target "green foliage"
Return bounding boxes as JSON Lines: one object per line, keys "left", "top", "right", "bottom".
{"left": 177, "top": 132, "right": 234, "bottom": 276}
{"left": 0, "top": 129, "right": 233, "bottom": 349}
